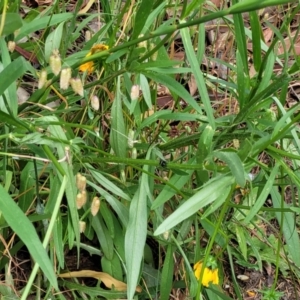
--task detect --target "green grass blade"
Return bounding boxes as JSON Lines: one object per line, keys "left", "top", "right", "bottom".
{"left": 0, "top": 185, "right": 58, "bottom": 290}
{"left": 132, "top": 0, "right": 154, "bottom": 39}
{"left": 151, "top": 158, "right": 195, "bottom": 210}
{"left": 249, "top": 11, "right": 262, "bottom": 72}
{"left": 232, "top": 3, "right": 248, "bottom": 77}
{"left": 144, "top": 71, "right": 203, "bottom": 114}
{"left": 110, "top": 78, "right": 127, "bottom": 159}
{"left": 180, "top": 25, "right": 215, "bottom": 128}
{"left": 125, "top": 147, "right": 153, "bottom": 300}
{"left": 160, "top": 245, "right": 175, "bottom": 300}
{"left": 154, "top": 176, "right": 234, "bottom": 235}
{"left": 0, "top": 13, "right": 22, "bottom": 36}
{"left": 15, "top": 13, "right": 73, "bottom": 41}
{"left": 244, "top": 164, "right": 279, "bottom": 224}
{"left": 0, "top": 56, "right": 28, "bottom": 97}
{"left": 271, "top": 188, "right": 300, "bottom": 268}
{"left": 212, "top": 151, "right": 246, "bottom": 187}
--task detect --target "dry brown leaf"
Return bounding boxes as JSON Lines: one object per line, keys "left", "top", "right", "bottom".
{"left": 59, "top": 270, "right": 142, "bottom": 292}
{"left": 263, "top": 28, "right": 274, "bottom": 43}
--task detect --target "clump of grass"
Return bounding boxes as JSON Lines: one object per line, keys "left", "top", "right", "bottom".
{"left": 0, "top": 0, "right": 300, "bottom": 299}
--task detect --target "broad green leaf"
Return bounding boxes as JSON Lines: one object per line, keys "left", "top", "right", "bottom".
{"left": 232, "top": 5, "right": 248, "bottom": 77}
{"left": 92, "top": 215, "right": 114, "bottom": 260}
{"left": 125, "top": 147, "right": 153, "bottom": 300}
{"left": 0, "top": 38, "right": 18, "bottom": 116}
{"left": 244, "top": 164, "right": 279, "bottom": 224}
{"left": 46, "top": 117, "right": 80, "bottom": 251}
{"left": 141, "top": 1, "right": 166, "bottom": 36}
{"left": 0, "top": 13, "right": 22, "bottom": 36}
{"left": 197, "top": 125, "right": 214, "bottom": 164}
{"left": 101, "top": 253, "right": 123, "bottom": 281}
{"left": 15, "top": 13, "right": 73, "bottom": 41}
{"left": 144, "top": 71, "right": 202, "bottom": 114}
{"left": 125, "top": 185, "right": 148, "bottom": 300}
{"left": 0, "top": 184, "right": 58, "bottom": 289}
{"left": 154, "top": 176, "right": 235, "bottom": 235}
{"left": 236, "top": 226, "right": 247, "bottom": 260}
{"left": 151, "top": 158, "right": 195, "bottom": 210}
{"left": 249, "top": 11, "right": 262, "bottom": 72}
{"left": 212, "top": 150, "right": 246, "bottom": 187}
{"left": 139, "top": 73, "right": 152, "bottom": 109}
{"left": 160, "top": 244, "right": 175, "bottom": 300}
{"left": 131, "top": 0, "right": 154, "bottom": 40}
{"left": 140, "top": 110, "right": 204, "bottom": 130}
{"left": 110, "top": 78, "right": 127, "bottom": 159}
{"left": 87, "top": 166, "right": 130, "bottom": 201}
{"left": 271, "top": 188, "right": 300, "bottom": 268}
{"left": 0, "top": 57, "right": 28, "bottom": 97}
{"left": 18, "top": 162, "right": 35, "bottom": 212}
{"left": 45, "top": 21, "right": 64, "bottom": 62}
{"left": 180, "top": 25, "right": 215, "bottom": 128}
{"left": 0, "top": 110, "right": 30, "bottom": 131}
{"left": 236, "top": 50, "right": 247, "bottom": 108}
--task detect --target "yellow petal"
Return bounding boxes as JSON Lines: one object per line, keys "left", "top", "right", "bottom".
{"left": 79, "top": 61, "right": 94, "bottom": 74}
{"left": 59, "top": 270, "right": 142, "bottom": 292}
{"left": 211, "top": 268, "right": 219, "bottom": 285}
{"left": 193, "top": 261, "right": 203, "bottom": 280}
{"left": 201, "top": 268, "right": 213, "bottom": 287}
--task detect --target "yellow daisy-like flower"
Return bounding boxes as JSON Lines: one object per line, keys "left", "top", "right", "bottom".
{"left": 194, "top": 261, "right": 219, "bottom": 287}
{"left": 79, "top": 44, "right": 109, "bottom": 74}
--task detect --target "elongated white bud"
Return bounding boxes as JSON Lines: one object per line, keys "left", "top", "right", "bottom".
{"left": 91, "top": 197, "right": 100, "bottom": 216}
{"left": 130, "top": 85, "right": 140, "bottom": 101}
{"left": 8, "top": 41, "right": 16, "bottom": 53}
{"left": 79, "top": 221, "right": 86, "bottom": 233}
{"left": 91, "top": 95, "right": 99, "bottom": 110}
{"left": 38, "top": 70, "right": 47, "bottom": 89}
{"left": 49, "top": 49, "right": 61, "bottom": 76}
{"left": 60, "top": 68, "right": 71, "bottom": 90}
{"left": 70, "top": 78, "right": 84, "bottom": 96}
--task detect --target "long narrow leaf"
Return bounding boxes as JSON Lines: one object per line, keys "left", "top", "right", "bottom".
{"left": 180, "top": 25, "right": 215, "bottom": 128}
{"left": 125, "top": 146, "right": 153, "bottom": 299}
{"left": 154, "top": 175, "right": 234, "bottom": 235}
{"left": 0, "top": 185, "right": 58, "bottom": 289}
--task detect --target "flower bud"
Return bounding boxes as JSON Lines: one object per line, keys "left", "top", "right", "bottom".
{"left": 91, "top": 95, "right": 99, "bottom": 110}
{"left": 163, "top": 230, "right": 170, "bottom": 240}
{"left": 79, "top": 221, "right": 86, "bottom": 233}
{"left": 76, "top": 173, "right": 86, "bottom": 191}
{"left": 60, "top": 68, "right": 71, "bottom": 90}
{"left": 76, "top": 192, "right": 86, "bottom": 209}
{"left": 130, "top": 85, "right": 140, "bottom": 101}
{"left": 8, "top": 41, "right": 16, "bottom": 53}
{"left": 131, "top": 147, "right": 137, "bottom": 159}
{"left": 85, "top": 30, "right": 92, "bottom": 42}
{"left": 38, "top": 70, "right": 47, "bottom": 89}
{"left": 128, "top": 129, "right": 135, "bottom": 148}
{"left": 49, "top": 49, "right": 61, "bottom": 75}
{"left": 70, "top": 78, "right": 84, "bottom": 96}
{"left": 91, "top": 197, "right": 100, "bottom": 216}
{"left": 120, "top": 169, "right": 126, "bottom": 183}
{"left": 233, "top": 139, "right": 240, "bottom": 149}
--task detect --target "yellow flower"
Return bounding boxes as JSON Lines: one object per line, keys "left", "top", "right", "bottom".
{"left": 194, "top": 261, "right": 219, "bottom": 287}
{"left": 79, "top": 44, "right": 109, "bottom": 74}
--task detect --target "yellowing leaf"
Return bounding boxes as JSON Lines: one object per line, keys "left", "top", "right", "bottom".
{"left": 58, "top": 270, "right": 142, "bottom": 292}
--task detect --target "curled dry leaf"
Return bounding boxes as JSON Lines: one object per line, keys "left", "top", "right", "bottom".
{"left": 58, "top": 270, "right": 142, "bottom": 292}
